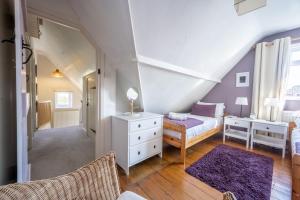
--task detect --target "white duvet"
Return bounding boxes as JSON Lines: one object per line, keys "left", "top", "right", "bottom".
{"left": 163, "top": 114, "right": 223, "bottom": 140}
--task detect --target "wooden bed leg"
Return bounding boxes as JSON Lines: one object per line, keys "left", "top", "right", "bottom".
{"left": 180, "top": 147, "right": 186, "bottom": 168}
{"left": 180, "top": 129, "right": 187, "bottom": 168}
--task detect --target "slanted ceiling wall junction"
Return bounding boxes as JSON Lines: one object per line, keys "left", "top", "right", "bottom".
{"left": 28, "top": 0, "right": 300, "bottom": 114}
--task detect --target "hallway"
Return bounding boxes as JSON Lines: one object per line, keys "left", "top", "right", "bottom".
{"left": 29, "top": 126, "right": 94, "bottom": 180}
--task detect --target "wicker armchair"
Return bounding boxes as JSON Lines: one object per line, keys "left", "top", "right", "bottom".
{"left": 0, "top": 152, "right": 236, "bottom": 200}
{"left": 0, "top": 152, "right": 144, "bottom": 200}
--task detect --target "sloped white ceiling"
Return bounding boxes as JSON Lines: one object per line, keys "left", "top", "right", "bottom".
{"left": 32, "top": 19, "right": 96, "bottom": 90}
{"left": 28, "top": 0, "right": 300, "bottom": 113}
{"left": 130, "top": 0, "right": 300, "bottom": 79}
{"left": 130, "top": 0, "right": 300, "bottom": 113}
{"left": 68, "top": 0, "right": 136, "bottom": 65}
{"left": 27, "top": 0, "right": 80, "bottom": 27}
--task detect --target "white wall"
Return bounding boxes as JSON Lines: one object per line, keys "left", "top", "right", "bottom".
{"left": 37, "top": 55, "right": 82, "bottom": 110}
{"left": 139, "top": 63, "right": 215, "bottom": 114}
{"left": 116, "top": 62, "right": 143, "bottom": 113}
{"left": 102, "top": 60, "right": 116, "bottom": 153}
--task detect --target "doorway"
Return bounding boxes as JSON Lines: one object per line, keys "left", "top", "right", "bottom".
{"left": 83, "top": 72, "right": 97, "bottom": 137}
{"left": 27, "top": 16, "right": 97, "bottom": 180}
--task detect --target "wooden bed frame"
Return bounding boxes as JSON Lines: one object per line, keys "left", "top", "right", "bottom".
{"left": 163, "top": 118, "right": 223, "bottom": 166}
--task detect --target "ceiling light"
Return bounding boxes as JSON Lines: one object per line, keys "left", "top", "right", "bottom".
{"left": 234, "top": 0, "right": 267, "bottom": 16}
{"left": 52, "top": 69, "right": 64, "bottom": 78}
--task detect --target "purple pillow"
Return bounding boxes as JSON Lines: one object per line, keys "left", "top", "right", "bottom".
{"left": 191, "top": 103, "right": 216, "bottom": 117}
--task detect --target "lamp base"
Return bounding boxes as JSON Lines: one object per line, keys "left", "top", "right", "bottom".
{"left": 123, "top": 112, "right": 141, "bottom": 117}
{"left": 239, "top": 105, "right": 243, "bottom": 117}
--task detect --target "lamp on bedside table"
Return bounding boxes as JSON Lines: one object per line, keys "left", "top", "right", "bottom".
{"left": 264, "top": 97, "right": 280, "bottom": 121}
{"left": 235, "top": 97, "right": 248, "bottom": 117}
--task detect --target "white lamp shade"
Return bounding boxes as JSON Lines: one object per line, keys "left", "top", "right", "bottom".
{"left": 127, "top": 88, "right": 138, "bottom": 101}
{"left": 235, "top": 97, "right": 248, "bottom": 105}
{"left": 264, "top": 98, "right": 280, "bottom": 107}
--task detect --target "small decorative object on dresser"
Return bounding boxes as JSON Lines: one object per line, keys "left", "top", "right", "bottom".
{"left": 223, "top": 116, "right": 251, "bottom": 148}
{"left": 112, "top": 112, "right": 163, "bottom": 175}
{"left": 251, "top": 120, "right": 288, "bottom": 158}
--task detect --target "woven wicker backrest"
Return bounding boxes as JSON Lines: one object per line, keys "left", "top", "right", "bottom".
{"left": 0, "top": 152, "right": 121, "bottom": 200}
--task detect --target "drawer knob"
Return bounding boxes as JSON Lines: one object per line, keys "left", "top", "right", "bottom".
{"left": 138, "top": 124, "right": 141, "bottom": 128}
{"left": 138, "top": 136, "right": 141, "bottom": 140}
{"left": 154, "top": 121, "right": 157, "bottom": 125}
{"left": 154, "top": 145, "right": 156, "bottom": 149}
{"left": 234, "top": 122, "right": 238, "bottom": 125}
{"left": 138, "top": 151, "right": 141, "bottom": 155}
{"left": 266, "top": 127, "right": 269, "bottom": 130}
{"left": 154, "top": 132, "right": 156, "bottom": 136}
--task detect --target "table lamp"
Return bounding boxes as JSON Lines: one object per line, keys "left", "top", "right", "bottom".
{"left": 127, "top": 88, "right": 138, "bottom": 115}
{"left": 235, "top": 97, "right": 248, "bottom": 117}
{"left": 264, "top": 98, "right": 280, "bottom": 121}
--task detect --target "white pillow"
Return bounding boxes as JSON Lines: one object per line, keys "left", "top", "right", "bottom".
{"left": 197, "top": 101, "right": 225, "bottom": 117}
{"left": 117, "top": 191, "right": 146, "bottom": 200}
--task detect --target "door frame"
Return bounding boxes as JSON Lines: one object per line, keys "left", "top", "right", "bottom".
{"left": 25, "top": 9, "right": 105, "bottom": 160}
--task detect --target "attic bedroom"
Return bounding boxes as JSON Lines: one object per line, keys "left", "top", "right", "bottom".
{"left": 0, "top": 0, "right": 300, "bottom": 200}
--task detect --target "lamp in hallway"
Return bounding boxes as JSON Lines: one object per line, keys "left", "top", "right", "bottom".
{"left": 264, "top": 98, "right": 280, "bottom": 121}
{"left": 235, "top": 97, "right": 248, "bottom": 117}
{"left": 52, "top": 69, "right": 64, "bottom": 78}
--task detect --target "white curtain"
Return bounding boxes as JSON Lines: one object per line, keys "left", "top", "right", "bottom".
{"left": 251, "top": 37, "right": 291, "bottom": 121}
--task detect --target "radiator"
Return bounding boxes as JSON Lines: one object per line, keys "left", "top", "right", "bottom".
{"left": 53, "top": 109, "right": 80, "bottom": 128}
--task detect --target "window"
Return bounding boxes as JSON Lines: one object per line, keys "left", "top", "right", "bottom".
{"left": 55, "top": 91, "right": 73, "bottom": 109}
{"left": 286, "top": 44, "right": 300, "bottom": 100}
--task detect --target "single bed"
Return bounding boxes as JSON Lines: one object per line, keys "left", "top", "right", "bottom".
{"left": 163, "top": 103, "right": 225, "bottom": 166}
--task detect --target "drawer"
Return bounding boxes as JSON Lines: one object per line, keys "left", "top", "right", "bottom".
{"left": 129, "top": 128, "right": 162, "bottom": 146}
{"left": 225, "top": 118, "right": 250, "bottom": 129}
{"left": 129, "top": 117, "right": 161, "bottom": 132}
{"left": 252, "top": 122, "right": 287, "bottom": 134}
{"left": 129, "top": 138, "right": 162, "bottom": 165}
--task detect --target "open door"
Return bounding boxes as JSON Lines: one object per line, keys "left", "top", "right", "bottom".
{"left": 15, "top": 0, "right": 29, "bottom": 182}
{"left": 83, "top": 72, "right": 96, "bottom": 137}
{"left": 87, "top": 74, "right": 96, "bottom": 134}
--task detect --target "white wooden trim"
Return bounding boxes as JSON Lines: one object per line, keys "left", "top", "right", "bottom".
{"left": 15, "top": 0, "right": 28, "bottom": 182}
{"left": 136, "top": 55, "right": 221, "bottom": 83}
{"left": 27, "top": 7, "right": 81, "bottom": 30}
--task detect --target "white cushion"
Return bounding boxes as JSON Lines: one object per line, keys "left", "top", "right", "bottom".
{"left": 117, "top": 191, "right": 146, "bottom": 200}
{"left": 197, "top": 101, "right": 225, "bottom": 117}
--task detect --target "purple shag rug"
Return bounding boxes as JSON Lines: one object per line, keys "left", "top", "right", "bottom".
{"left": 186, "top": 145, "right": 273, "bottom": 200}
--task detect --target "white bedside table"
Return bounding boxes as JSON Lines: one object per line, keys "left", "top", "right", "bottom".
{"left": 250, "top": 120, "right": 288, "bottom": 158}
{"left": 223, "top": 116, "right": 252, "bottom": 148}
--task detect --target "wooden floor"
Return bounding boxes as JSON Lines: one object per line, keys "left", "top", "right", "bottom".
{"left": 118, "top": 134, "right": 292, "bottom": 200}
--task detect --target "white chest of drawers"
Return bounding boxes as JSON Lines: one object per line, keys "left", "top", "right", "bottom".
{"left": 112, "top": 112, "right": 163, "bottom": 175}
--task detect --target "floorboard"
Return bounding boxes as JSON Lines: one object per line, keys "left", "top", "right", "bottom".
{"left": 119, "top": 134, "right": 292, "bottom": 200}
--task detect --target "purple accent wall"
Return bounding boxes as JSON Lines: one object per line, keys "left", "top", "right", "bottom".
{"left": 202, "top": 27, "right": 300, "bottom": 117}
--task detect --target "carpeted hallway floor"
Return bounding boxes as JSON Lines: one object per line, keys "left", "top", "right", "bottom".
{"left": 29, "top": 126, "right": 95, "bottom": 180}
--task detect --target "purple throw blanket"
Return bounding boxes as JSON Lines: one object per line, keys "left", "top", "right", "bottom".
{"left": 165, "top": 117, "right": 204, "bottom": 129}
